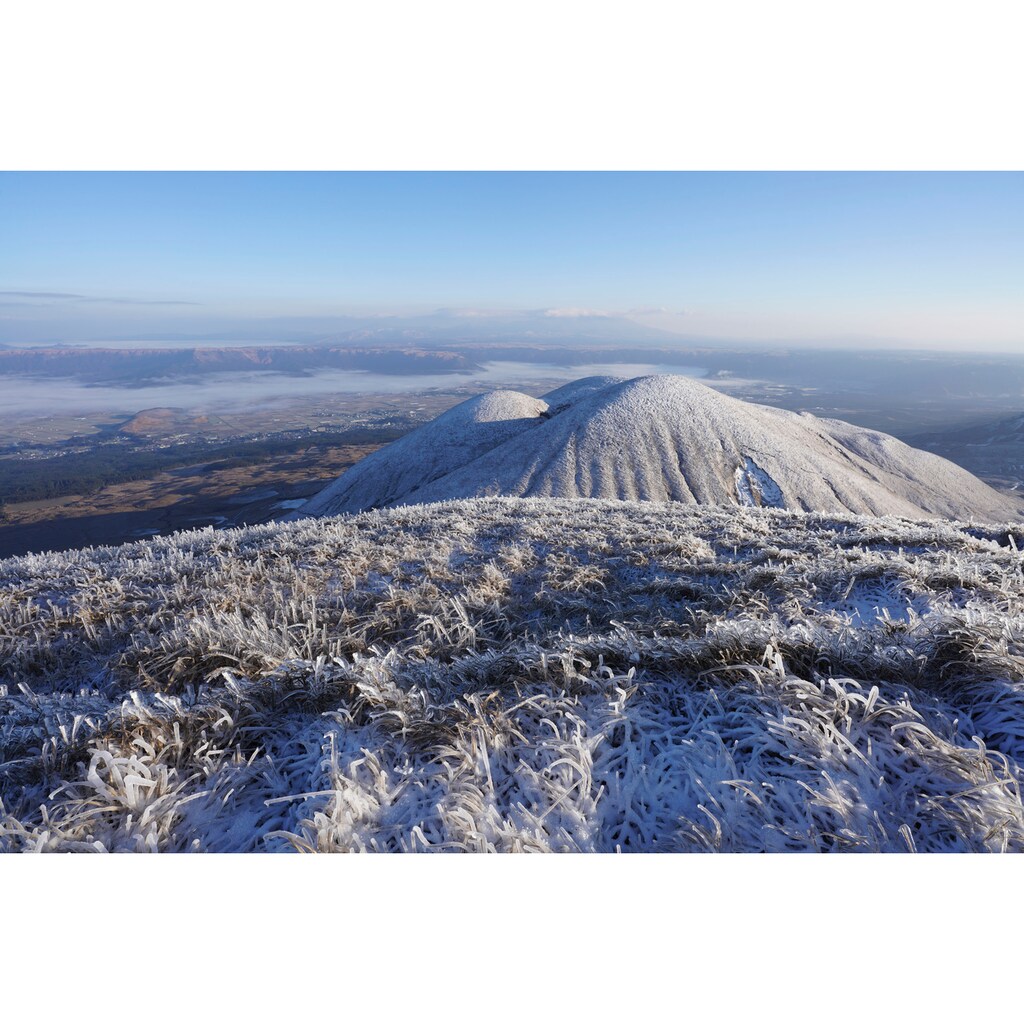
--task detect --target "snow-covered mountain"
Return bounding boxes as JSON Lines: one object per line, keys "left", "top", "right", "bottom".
{"left": 295, "top": 374, "right": 1022, "bottom": 521}
{"left": 5, "top": 378, "right": 1022, "bottom": 854}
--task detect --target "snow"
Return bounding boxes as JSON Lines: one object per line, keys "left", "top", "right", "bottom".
{"left": 296, "top": 389, "right": 548, "bottom": 518}
{"left": 734, "top": 456, "right": 785, "bottom": 508}
{"left": 293, "top": 374, "right": 1022, "bottom": 522}
{"left": 540, "top": 375, "right": 627, "bottom": 408}
{"left": 3, "top": 497, "right": 1024, "bottom": 852}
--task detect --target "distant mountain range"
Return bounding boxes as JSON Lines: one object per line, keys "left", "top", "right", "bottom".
{"left": 0, "top": 309, "right": 684, "bottom": 348}
{"left": 295, "top": 374, "right": 1023, "bottom": 521}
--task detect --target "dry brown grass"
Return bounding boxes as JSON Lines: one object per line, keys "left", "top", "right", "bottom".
{"left": 1, "top": 497, "right": 1022, "bottom": 852}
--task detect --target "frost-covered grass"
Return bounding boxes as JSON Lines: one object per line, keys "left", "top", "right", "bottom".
{"left": 1, "top": 497, "right": 1023, "bottom": 852}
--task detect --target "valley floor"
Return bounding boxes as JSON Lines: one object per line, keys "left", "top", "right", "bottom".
{"left": 1, "top": 498, "right": 1023, "bottom": 851}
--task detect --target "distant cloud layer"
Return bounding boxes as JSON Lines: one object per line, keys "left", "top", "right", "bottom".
{"left": 0, "top": 290, "right": 199, "bottom": 307}
{"left": 543, "top": 308, "right": 611, "bottom": 318}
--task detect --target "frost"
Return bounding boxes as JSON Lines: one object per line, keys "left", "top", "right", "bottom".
{"left": 734, "top": 457, "right": 785, "bottom": 508}
{"left": 2, "top": 496, "right": 1024, "bottom": 852}
{"left": 292, "top": 375, "right": 1022, "bottom": 522}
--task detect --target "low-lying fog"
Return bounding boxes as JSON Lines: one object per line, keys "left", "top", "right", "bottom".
{"left": 0, "top": 360, "right": 707, "bottom": 418}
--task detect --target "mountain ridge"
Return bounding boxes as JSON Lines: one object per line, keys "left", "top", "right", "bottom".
{"left": 296, "top": 374, "right": 1022, "bottom": 521}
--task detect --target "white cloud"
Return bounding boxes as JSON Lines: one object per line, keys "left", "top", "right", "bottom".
{"left": 543, "top": 307, "right": 611, "bottom": 319}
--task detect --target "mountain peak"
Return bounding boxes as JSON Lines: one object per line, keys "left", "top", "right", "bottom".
{"left": 294, "top": 375, "right": 1023, "bottom": 522}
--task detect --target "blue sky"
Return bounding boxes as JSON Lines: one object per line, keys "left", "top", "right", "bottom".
{"left": 1, "top": 171, "right": 1021, "bottom": 349}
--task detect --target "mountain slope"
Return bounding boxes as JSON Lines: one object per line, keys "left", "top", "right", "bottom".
{"left": 911, "top": 411, "right": 1024, "bottom": 495}
{"left": 918, "top": 411, "right": 1024, "bottom": 448}
{"left": 296, "top": 390, "right": 548, "bottom": 517}
{"left": 296, "top": 375, "right": 1022, "bottom": 521}
{"left": 2, "top": 498, "right": 1023, "bottom": 852}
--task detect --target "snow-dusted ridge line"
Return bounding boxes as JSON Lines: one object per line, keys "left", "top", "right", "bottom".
{"left": 293, "top": 374, "right": 1022, "bottom": 522}
{"left": 2, "top": 498, "right": 1024, "bottom": 852}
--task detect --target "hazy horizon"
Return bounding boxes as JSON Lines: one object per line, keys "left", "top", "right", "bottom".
{"left": 1, "top": 171, "right": 1022, "bottom": 353}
